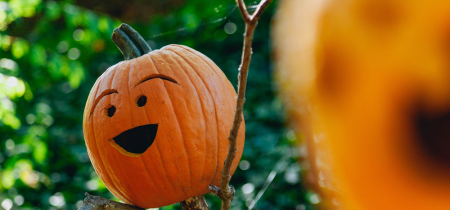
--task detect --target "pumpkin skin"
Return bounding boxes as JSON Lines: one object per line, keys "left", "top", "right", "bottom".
{"left": 275, "top": 0, "right": 450, "bottom": 209}
{"left": 83, "top": 44, "right": 245, "bottom": 208}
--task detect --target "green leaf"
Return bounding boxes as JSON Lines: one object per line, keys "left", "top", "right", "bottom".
{"left": 33, "top": 140, "right": 47, "bottom": 164}
{"left": 11, "top": 39, "right": 29, "bottom": 59}
{"left": 2, "top": 112, "right": 21, "bottom": 129}
{"left": 1, "top": 169, "right": 15, "bottom": 189}
{"left": 45, "top": 1, "right": 62, "bottom": 20}
{"left": 68, "top": 61, "right": 85, "bottom": 88}
{"left": 30, "top": 44, "right": 47, "bottom": 66}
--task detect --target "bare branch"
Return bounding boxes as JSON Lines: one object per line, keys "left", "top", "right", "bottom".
{"left": 78, "top": 193, "right": 144, "bottom": 210}
{"left": 250, "top": 0, "right": 272, "bottom": 22}
{"left": 216, "top": 0, "right": 272, "bottom": 210}
{"left": 180, "top": 196, "right": 210, "bottom": 210}
{"left": 235, "top": 0, "right": 251, "bottom": 22}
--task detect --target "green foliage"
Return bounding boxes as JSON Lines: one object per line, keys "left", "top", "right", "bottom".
{"left": 0, "top": 0, "right": 316, "bottom": 209}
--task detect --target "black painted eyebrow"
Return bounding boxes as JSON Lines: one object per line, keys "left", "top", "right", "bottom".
{"left": 134, "top": 73, "right": 180, "bottom": 88}
{"left": 89, "top": 89, "right": 118, "bottom": 119}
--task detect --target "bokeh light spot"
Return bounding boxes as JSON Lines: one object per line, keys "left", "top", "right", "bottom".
{"left": 1, "top": 199, "right": 13, "bottom": 210}
{"left": 26, "top": 114, "right": 36, "bottom": 124}
{"left": 14, "top": 195, "right": 23, "bottom": 206}
{"left": 239, "top": 160, "right": 250, "bottom": 170}
{"left": 6, "top": 76, "right": 18, "bottom": 87}
{"left": 57, "top": 41, "right": 68, "bottom": 53}
{"left": 73, "top": 29, "right": 85, "bottom": 41}
{"left": 49, "top": 192, "right": 65, "bottom": 207}
{"left": 68, "top": 48, "right": 80, "bottom": 60}
{"left": 0, "top": 58, "right": 18, "bottom": 71}
{"left": 242, "top": 183, "right": 255, "bottom": 194}
{"left": 5, "top": 139, "right": 15, "bottom": 150}
{"left": 286, "top": 130, "right": 296, "bottom": 141}
{"left": 224, "top": 22, "right": 237, "bottom": 34}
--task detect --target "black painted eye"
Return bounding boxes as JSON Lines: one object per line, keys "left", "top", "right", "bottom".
{"left": 136, "top": 95, "right": 147, "bottom": 107}
{"left": 105, "top": 105, "right": 116, "bottom": 117}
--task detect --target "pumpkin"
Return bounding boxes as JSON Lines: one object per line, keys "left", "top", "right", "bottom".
{"left": 82, "top": 23, "right": 245, "bottom": 208}
{"left": 274, "top": 0, "right": 450, "bottom": 209}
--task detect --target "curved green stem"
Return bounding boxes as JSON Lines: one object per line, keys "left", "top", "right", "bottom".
{"left": 111, "top": 23, "right": 152, "bottom": 60}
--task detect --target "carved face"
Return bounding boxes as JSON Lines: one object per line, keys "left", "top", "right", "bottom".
{"left": 87, "top": 72, "right": 179, "bottom": 157}
{"left": 83, "top": 45, "right": 245, "bottom": 208}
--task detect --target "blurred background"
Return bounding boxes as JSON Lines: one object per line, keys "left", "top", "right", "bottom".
{"left": 0, "top": 0, "right": 319, "bottom": 209}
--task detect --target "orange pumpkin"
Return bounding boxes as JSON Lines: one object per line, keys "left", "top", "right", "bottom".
{"left": 83, "top": 24, "right": 245, "bottom": 208}
{"left": 275, "top": 0, "right": 450, "bottom": 209}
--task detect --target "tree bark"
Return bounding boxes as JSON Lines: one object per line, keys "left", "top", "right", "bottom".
{"left": 180, "top": 195, "right": 210, "bottom": 210}
{"left": 78, "top": 193, "right": 144, "bottom": 210}
{"left": 78, "top": 193, "right": 209, "bottom": 210}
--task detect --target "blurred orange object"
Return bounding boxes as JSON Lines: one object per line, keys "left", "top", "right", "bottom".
{"left": 274, "top": 0, "right": 450, "bottom": 209}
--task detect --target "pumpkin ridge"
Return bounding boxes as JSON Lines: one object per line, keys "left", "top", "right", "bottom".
{"left": 91, "top": 63, "right": 133, "bottom": 203}
{"left": 127, "top": 59, "right": 136, "bottom": 128}
{"left": 89, "top": 91, "right": 132, "bottom": 203}
{"left": 164, "top": 50, "right": 212, "bottom": 185}
{"left": 125, "top": 59, "right": 181, "bottom": 203}
{"left": 161, "top": 50, "right": 206, "bottom": 191}
{"left": 173, "top": 46, "right": 244, "bottom": 181}
{"left": 139, "top": 54, "right": 181, "bottom": 201}
{"left": 163, "top": 50, "right": 209, "bottom": 191}
{"left": 86, "top": 79, "right": 128, "bottom": 202}
{"left": 139, "top": 94, "right": 179, "bottom": 202}
{"left": 173, "top": 45, "right": 235, "bottom": 110}
{"left": 90, "top": 122, "right": 130, "bottom": 203}
{"left": 145, "top": 53, "right": 190, "bottom": 199}
{"left": 107, "top": 61, "right": 144, "bottom": 204}
{"left": 147, "top": 79, "right": 186, "bottom": 201}
{"left": 166, "top": 49, "right": 222, "bottom": 187}
{"left": 92, "top": 118, "right": 133, "bottom": 203}
{"left": 125, "top": 58, "right": 161, "bottom": 203}
{"left": 151, "top": 52, "right": 193, "bottom": 196}
{"left": 130, "top": 58, "right": 157, "bottom": 178}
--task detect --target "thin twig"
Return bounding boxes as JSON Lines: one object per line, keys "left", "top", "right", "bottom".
{"left": 78, "top": 193, "right": 144, "bottom": 210}
{"left": 210, "top": 0, "right": 272, "bottom": 210}
{"left": 236, "top": 0, "right": 251, "bottom": 22}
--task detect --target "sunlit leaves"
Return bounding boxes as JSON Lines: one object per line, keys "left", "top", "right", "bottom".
{"left": 1, "top": 34, "right": 11, "bottom": 50}
{"left": 0, "top": 111, "right": 20, "bottom": 129}
{"left": 2, "top": 169, "right": 15, "bottom": 189}
{"left": 97, "top": 17, "right": 111, "bottom": 33}
{"left": 45, "top": 1, "right": 61, "bottom": 20}
{"left": 68, "top": 61, "right": 85, "bottom": 88}
{"left": 15, "top": 159, "right": 39, "bottom": 188}
{"left": 0, "top": 74, "right": 25, "bottom": 100}
{"left": 30, "top": 45, "right": 46, "bottom": 66}
{"left": 63, "top": 4, "right": 82, "bottom": 27}
{"left": 32, "top": 140, "right": 47, "bottom": 164}
{"left": 47, "top": 53, "right": 70, "bottom": 79}
{"left": 1, "top": 0, "right": 42, "bottom": 31}
{"left": 11, "top": 38, "right": 28, "bottom": 59}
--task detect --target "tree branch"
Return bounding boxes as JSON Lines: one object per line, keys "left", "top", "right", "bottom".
{"left": 180, "top": 195, "right": 210, "bottom": 210}
{"left": 79, "top": 193, "right": 209, "bottom": 210}
{"left": 210, "top": 0, "right": 272, "bottom": 210}
{"left": 236, "top": 0, "right": 251, "bottom": 22}
{"left": 78, "top": 193, "right": 144, "bottom": 210}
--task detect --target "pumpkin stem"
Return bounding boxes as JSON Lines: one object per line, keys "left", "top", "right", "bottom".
{"left": 112, "top": 23, "right": 152, "bottom": 60}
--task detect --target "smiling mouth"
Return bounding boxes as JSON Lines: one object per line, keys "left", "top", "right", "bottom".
{"left": 109, "top": 124, "right": 158, "bottom": 157}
